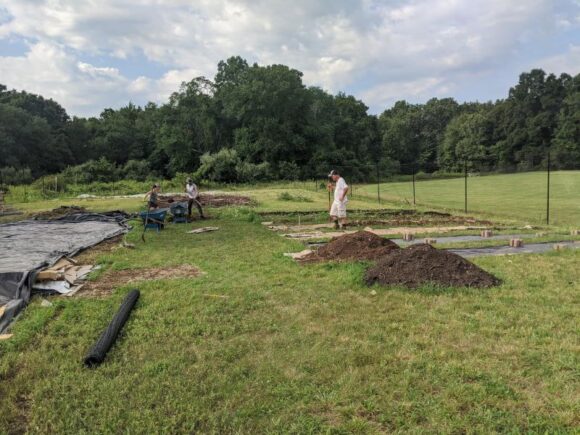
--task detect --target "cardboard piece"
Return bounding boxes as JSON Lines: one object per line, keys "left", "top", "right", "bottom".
{"left": 283, "top": 249, "right": 314, "bottom": 260}
{"left": 188, "top": 227, "right": 219, "bottom": 234}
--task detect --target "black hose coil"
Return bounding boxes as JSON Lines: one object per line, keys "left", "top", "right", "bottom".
{"left": 84, "top": 289, "right": 140, "bottom": 367}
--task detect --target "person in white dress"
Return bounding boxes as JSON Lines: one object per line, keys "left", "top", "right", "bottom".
{"left": 328, "top": 170, "right": 349, "bottom": 230}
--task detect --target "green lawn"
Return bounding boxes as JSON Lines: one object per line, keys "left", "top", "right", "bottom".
{"left": 358, "top": 171, "right": 580, "bottom": 227}
{"left": 1, "top": 198, "right": 579, "bottom": 432}
{"left": 6, "top": 187, "right": 384, "bottom": 218}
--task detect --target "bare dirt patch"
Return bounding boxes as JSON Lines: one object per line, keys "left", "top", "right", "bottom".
{"left": 77, "top": 264, "right": 201, "bottom": 297}
{"left": 364, "top": 243, "right": 500, "bottom": 289}
{"left": 261, "top": 210, "right": 494, "bottom": 227}
{"left": 301, "top": 231, "right": 399, "bottom": 263}
{"left": 158, "top": 193, "right": 253, "bottom": 208}
{"left": 284, "top": 225, "right": 487, "bottom": 240}
{"left": 73, "top": 235, "right": 124, "bottom": 264}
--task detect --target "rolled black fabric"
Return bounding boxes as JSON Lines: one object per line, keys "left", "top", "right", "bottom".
{"left": 84, "top": 289, "right": 140, "bottom": 367}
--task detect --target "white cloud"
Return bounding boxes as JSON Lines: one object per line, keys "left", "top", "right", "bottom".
{"left": 360, "top": 77, "right": 447, "bottom": 109}
{"left": 0, "top": 0, "right": 578, "bottom": 115}
{"left": 0, "top": 41, "right": 183, "bottom": 116}
{"left": 538, "top": 44, "right": 580, "bottom": 76}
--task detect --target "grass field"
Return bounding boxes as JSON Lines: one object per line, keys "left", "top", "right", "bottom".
{"left": 358, "top": 171, "right": 580, "bottom": 227}
{"left": 1, "top": 181, "right": 579, "bottom": 432}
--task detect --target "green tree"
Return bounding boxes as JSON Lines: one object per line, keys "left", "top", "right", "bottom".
{"left": 440, "top": 112, "right": 496, "bottom": 172}
{"left": 552, "top": 74, "right": 580, "bottom": 168}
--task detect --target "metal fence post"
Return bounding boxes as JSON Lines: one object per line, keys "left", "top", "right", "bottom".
{"left": 464, "top": 161, "right": 468, "bottom": 214}
{"left": 376, "top": 163, "right": 381, "bottom": 205}
{"left": 546, "top": 151, "right": 551, "bottom": 225}
{"left": 412, "top": 164, "right": 416, "bottom": 206}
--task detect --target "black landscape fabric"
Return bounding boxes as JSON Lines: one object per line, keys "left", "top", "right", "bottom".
{"left": 0, "top": 212, "right": 129, "bottom": 332}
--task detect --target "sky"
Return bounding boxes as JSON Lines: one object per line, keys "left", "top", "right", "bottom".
{"left": 0, "top": 0, "right": 578, "bottom": 117}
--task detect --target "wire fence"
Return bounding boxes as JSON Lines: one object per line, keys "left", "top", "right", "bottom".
{"left": 315, "top": 153, "right": 580, "bottom": 227}
{"left": 1, "top": 152, "right": 578, "bottom": 227}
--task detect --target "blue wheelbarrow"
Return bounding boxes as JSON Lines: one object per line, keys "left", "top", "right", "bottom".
{"left": 139, "top": 208, "right": 169, "bottom": 232}
{"left": 170, "top": 201, "right": 189, "bottom": 224}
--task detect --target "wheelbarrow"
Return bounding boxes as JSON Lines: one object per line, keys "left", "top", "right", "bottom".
{"left": 139, "top": 208, "right": 168, "bottom": 232}
{"left": 169, "top": 201, "right": 188, "bottom": 224}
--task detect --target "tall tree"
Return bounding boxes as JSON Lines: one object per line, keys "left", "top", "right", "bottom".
{"left": 552, "top": 74, "right": 580, "bottom": 168}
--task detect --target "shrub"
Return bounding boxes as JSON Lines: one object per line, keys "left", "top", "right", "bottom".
{"left": 123, "top": 159, "right": 151, "bottom": 181}
{"left": 61, "top": 157, "right": 119, "bottom": 184}
{"left": 195, "top": 149, "right": 272, "bottom": 183}
{"left": 277, "top": 191, "right": 313, "bottom": 202}
{"left": 0, "top": 167, "right": 32, "bottom": 185}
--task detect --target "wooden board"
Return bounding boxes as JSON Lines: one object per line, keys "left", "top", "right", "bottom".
{"left": 37, "top": 270, "right": 64, "bottom": 281}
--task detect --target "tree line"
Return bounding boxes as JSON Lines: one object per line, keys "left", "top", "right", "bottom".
{"left": 0, "top": 56, "right": 578, "bottom": 184}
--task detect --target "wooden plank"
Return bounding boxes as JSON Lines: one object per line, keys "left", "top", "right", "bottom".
{"left": 0, "top": 334, "right": 13, "bottom": 340}
{"left": 37, "top": 270, "right": 63, "bottom": 281}
{"left": 52, "top": 258, "right": 75, "bottom": 270}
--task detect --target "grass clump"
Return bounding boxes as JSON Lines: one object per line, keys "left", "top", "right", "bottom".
{"left": 277, "top": 191, "right": 314, "bottom": 202}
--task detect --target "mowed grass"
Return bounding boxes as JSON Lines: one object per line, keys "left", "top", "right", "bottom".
{"left": 359, "top": 171, "right": 580, "bottom": 227}
{"left": 7, "top": 187, "right": 384, "bottom": 218}
{"left": 1, "top": 207, "right": 579, "bottom": 432}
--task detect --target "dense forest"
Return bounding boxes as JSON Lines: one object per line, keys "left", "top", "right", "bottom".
{"left": 0, "top": 56, "right": 578, "bottom": 184}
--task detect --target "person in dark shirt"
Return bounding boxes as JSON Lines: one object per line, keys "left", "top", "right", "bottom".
{"left": 144, "top": 184, "right": 160, "bottom": 210}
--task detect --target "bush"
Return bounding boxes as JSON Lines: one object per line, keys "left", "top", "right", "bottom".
{"left": 277, "top": 161, "right": 300, "bottom": 180}
{"left": 236, "top": 161, "right": 271, "bottom": 183}
{"left": 61, "top": 157, "right": 119, "bottom": 184}
{"left": 0, "top": 167, "right": 32, "bottom": 185}
{"left": 123, "top": 160, "right": 151, "bottom": 181}
{"left": 277, "top": 191, "right": 313, "bottom": 202}
{"left": 195, "top": 149, "right": 272, "bottom": 183}
{"left": 195, "top": 149, "right": 239, "bottom": 182}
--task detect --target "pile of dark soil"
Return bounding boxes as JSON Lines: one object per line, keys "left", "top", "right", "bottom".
{"left": 33, "top": 205, "right": 88, "bottom": 220}
{"left": 364, "top": 243, "right": 500, "bottom": 288}
{"left": 158, "top": 193, "right": 253, "bottom": 208}
{"left": 302, "top": 231, "right": 399, "bottom": 262}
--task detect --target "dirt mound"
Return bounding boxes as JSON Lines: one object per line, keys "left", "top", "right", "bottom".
{"left": 78, "top": 264, "right": 202, "bottom": 297}
{"left": 158, "top": 193, "right": 252, "bottom": 208}
{"left": 364, "top": 243, "right": 500, "bottom": 288}
{"left": 33, "top": 205, "right": 88, "bottom": 220}
{"left": 302, "top": 231, "right": 399, "bottom": 262}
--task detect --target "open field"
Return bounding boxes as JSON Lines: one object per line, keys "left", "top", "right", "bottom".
{"left": 358, "top": 171, "right": 580, "bottom": 227}
{"left": 5, "top": 187, "right": 384, "bottom": 218}
{"left": 6, "top": 171, "right": 579, "bottom": 228}
{"left": 1, "top": 185, "right": 579, "bottom": 433}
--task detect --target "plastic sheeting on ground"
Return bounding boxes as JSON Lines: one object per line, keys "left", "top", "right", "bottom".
{"left": 0, "top": 213, "right": 129, "bottom": 332}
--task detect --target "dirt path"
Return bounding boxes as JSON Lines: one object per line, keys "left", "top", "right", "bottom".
{"left": 283, "top": 225, "right": 488, "bottom": 240}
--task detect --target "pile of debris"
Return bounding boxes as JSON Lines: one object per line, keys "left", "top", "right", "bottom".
{"left": 364, "top": 243, "right": 500, "bottom": 288}
{"left": 301, "top": 231, "right": 399, "bottom": 262}
{"left": 33, "top": 257, "right": 98, "bottom": 296}
{"left": 0, "top": 211, "right": 129, "bottom": 333}
{"left": 32, "top": 206, "right": 132, "bottom": 222}
{"left": 32, "top": 205, "right": 88, "bottom": 220}
{"left": 158, "top": 193, "right": 253, "bottom": 208}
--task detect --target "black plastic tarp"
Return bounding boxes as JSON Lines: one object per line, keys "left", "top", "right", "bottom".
{"left": 0, "top": 213, "right": 129, "bottom": 332}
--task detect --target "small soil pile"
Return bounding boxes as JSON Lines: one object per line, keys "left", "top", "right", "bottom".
{"left": 33, "top": 205, "right": 88, "bottom": 220}
{"left": 158, "top": 193, "right": 253, "bottom": 208}
{"left": 364, "top": 243, "right": 500, "bottom": 288}
{"left": 302, "top": 231, "right": 399, "bottom": 262}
